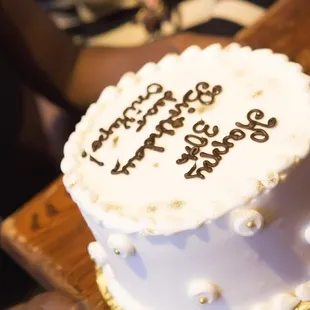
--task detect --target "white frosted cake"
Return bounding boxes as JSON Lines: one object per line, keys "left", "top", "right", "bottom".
{"left": 61, "top": 43, "right": 310, "bottom": 310}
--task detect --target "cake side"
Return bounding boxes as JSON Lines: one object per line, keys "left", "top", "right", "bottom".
{"left": 85, "top": 151, "right": 310, "bottom": 309}
{"left": 61, "top": 43, "right": 310, "bottom": 236}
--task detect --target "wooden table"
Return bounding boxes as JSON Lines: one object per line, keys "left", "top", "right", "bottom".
{"left": 1, "top": 0, "right": 310, "bottom": 309}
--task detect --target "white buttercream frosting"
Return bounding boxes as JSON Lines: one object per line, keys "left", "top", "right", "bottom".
{"left": 295, "top": 282, "right": 310, "bottom": 301}
{"left": 271, "top": 293, "right": 300, "bottom": 310}
{"left": 61, "top": 44, "right": 310, "bottom": 237}
{"left": 250, "top": 303, "right": 270, "bottom": 310}
{"left": 88, "top": 241, "right": 107, "bottom": 266}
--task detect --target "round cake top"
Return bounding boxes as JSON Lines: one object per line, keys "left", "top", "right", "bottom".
{"left": 61, "top": 43, "right": 310, "bottom": 235}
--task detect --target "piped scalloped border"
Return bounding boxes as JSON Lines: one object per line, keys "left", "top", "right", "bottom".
{"left": 61, "top": 43, "right": 310, "bottom": 236}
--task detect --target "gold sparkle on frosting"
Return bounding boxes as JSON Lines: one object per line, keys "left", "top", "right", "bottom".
{"left": 256, "top": 181, "right": 265, "bottom": 193}
{"left": 252, "top": 90, "right": 263, "bottom": 98}
{"left": 170, "top": 200, "right": 184, "bottom": 210}
{"left": 95, "top": 265, "right": 103, "bottom": 275}
{"left": 153, "top": 163, "right": 159, "bottom": 168}
{"left": 145, "top": 228, "right": 155, "bottom": 235}
{"left": 279, "top": 173, "right": 287, "bottom": 182}
{"left": 236, "top": 70, "right": 245, "bottom": 77}
{"left": 147, "top": 205, "right": 158, "bottom": 213}
{"left": 113, "top": 136, "right": 119, "bottom": 148}
{"left": 68, "top": 182, "right": 76, "bottom": 189}
{"left": 268, "top": 173, "right": 279, "bottom": 186}
{"left": 105, "top": 204, "right": 121, "bottom": 213}
{"left": 198, "top": 105, "right": 208, "bottom": 114}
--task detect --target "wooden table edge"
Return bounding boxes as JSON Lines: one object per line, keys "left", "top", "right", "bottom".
{"left": 236, "top": 0, "right": 290, "bottom": 42}
{"left": 1, "top": 217, "right": 80, "bottom": 298}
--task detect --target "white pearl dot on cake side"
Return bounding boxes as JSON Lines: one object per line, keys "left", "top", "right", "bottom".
{"left": 188, "top": 279, "right": 219, "bottom": 305}
{"left": 231, "top": 208, "right": 264, "bottom": 237}
{"left": 107, "top": 234, "right": 135, "bottom": 258}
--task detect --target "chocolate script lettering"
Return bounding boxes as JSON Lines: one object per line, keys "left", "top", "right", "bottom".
{"left": 178, "top": 109, "right": 277, "bottom": 179}
{"left": 111, "top": 82, "right": 222, "bottom": 175}
{"left": 176, "top": 119, "right": 219, "bottom": 165}
{"left": 235, "top": 109, "right": 277, "bottom": 143}
{"left": 91, "top": 83, "right": 163, "bottom": 152}
{"left": 136, "top": 91, "right": 177, "bottom": 132}
{"left": 79, "top": 80, "right": 276, "bottom": 181}
{"left": 90, "top": 155, "right": 104, "bottom": 167}
{"left": 81, "top": 150, "right": 104, "bottom": 166}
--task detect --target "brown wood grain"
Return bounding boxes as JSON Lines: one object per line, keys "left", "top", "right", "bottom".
{"left": 1, "top": 178, "right": 107, "bottom": 309}
{"left": 1, "top": 0, "right": 310, "bottom": 309}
